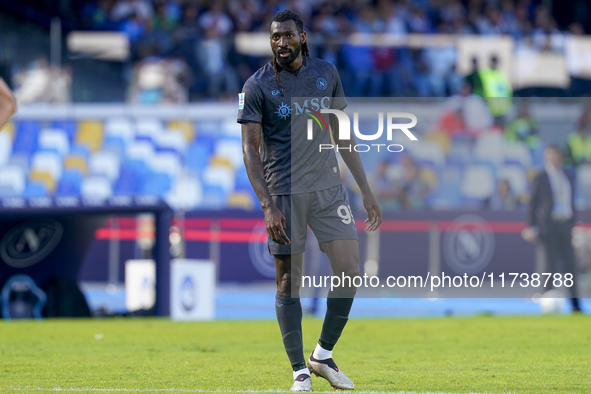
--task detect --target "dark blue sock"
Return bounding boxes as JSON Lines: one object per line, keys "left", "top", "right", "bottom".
{"left": 319, "top": 287, "right": 356, "bottom": 350}
{"left": 275, "top": 293, "right": 305, "bottom": 370}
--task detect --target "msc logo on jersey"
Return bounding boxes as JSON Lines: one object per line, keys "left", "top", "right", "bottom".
{"left": 275, "top": 102, "right": 291, "bottom": 119}
{"left": 0, "top": 220, "right": 63, "bottom": 268}
{"left": 294, "top": 97, "right": 331, "bottom": 115}
{"left": 316, "top": 78, "right": 328, "bottom": 90}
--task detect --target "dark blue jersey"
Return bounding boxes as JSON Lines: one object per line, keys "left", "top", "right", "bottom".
{"left": 237, "top": 57, "right": 347, "bottom": 195}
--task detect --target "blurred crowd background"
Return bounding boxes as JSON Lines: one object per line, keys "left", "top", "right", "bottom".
{"left": 0, "top": 0, "right": 590, "bottom": 214}
{"left": 0, "top": 0, "right": 590, "bottom": 103}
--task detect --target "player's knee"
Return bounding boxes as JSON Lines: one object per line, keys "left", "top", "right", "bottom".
{"left": 276, "top": 271, "right": 301, "bottom": 294}
{"left": 347, "top": 268, "right": 360, "bottom": 278}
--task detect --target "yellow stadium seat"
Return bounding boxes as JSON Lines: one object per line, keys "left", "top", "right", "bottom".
{"left": 426, "top": 131, "right": 451, "bottom": 155}
{"left": 210, "top": 156, "right": 234, "bottom": 170}
{"left": 0, "top": 121, "right": 14, "bottom": 140}
{"left": 29, "top": 170, "right": 56, "bottom": 193}
{"left": 227, "top": 191, "right": 254, "bottom": 210}
{"left": 63, "top": 155, "right": 87, "bottom": 174}
{"left": 76, "top": 120, "right": 103, "bottom": 152}
{"left": 167, "top": 120, "right": 194, "bottom": 142}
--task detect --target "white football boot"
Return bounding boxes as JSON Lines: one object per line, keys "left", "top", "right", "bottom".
{"left": 308, "top": 354, "right": 354, "bottom": 390}
{"left": 289, "top": 372, "right": 313, "bottom": 392}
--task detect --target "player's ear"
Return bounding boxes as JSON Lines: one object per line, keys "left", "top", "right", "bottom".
{"left": 300, "top": 31, "right": 306, "bottom": 43}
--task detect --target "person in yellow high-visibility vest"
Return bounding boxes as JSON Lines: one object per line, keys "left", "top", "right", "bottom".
{"left": 480, "top": 55, "right": 512, "bottom": 124}
{"left": 504, "top": 101, "right": 541, "bottom": 149}
{"left": 566, "top": 129, "right": 591, "bottom": 167}
{"left": 565, "top": 104, "right": 591, "bottom": 167}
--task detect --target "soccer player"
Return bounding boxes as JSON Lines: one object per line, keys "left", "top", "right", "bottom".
{"left": 238, "top": 10, "right": 382, "bottom": 392}
{"left": 0, "top": 78, "right": 16, "bottom": 128}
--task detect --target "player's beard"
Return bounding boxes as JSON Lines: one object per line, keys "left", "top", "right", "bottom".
{"left": 273, "top": 41, "right": 302, "bottom": 67}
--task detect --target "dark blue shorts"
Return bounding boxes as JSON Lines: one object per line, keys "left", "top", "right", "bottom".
{"left": 268, "top": 185, "right": 359, "bottom": 255}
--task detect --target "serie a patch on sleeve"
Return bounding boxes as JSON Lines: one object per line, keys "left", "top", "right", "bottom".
{"left": 238, "top": 93, "right": 245, "bottom": 109}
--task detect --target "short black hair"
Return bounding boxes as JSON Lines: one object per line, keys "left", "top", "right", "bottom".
{"left": 270, "top": 10, "right": 304, "bottom": 33}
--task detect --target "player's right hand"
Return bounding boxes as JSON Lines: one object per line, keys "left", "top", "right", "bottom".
{"left": 264, "top": 204, "right": 291, "bottom": 245}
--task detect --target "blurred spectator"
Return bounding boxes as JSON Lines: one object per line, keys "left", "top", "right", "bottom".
{"left": 121, "top": 12, "right": 148, "bottom": 43}
{"left": 371, "top": 159, "right": 400, "bottom": 211}
{"left": 395, "top": 156, "right": 432, "bottom": 210}
{"left": 4, "top": 0, "right": 591, "bottom": 102}
{"left": 129, "top": 58, "right": 191, "bottom": 103}
{"left": 531, "top": 5, "right": 565, "bottom": 52}
{"left": 111, "top": 0, "right": 153, "bottom": 22}
{"left": 82, "top": 0, "right": 118, "bottom": 30}
{"left": 197, "top": 27, "right": 239, "bottom": 99}
{"left": 170, "top": 4, "right": 201, "bottom": 69}
{"left": 152, "top": 2, "right": 181, "bottom": 33}
{"left": 444, "top": 82, "right": 493, "bottom": 134}
{"left": 342, "top": 7, "right": 380, "bottom": 97}
{"left": 199, "top": 0, "right": 233, "bottom": 37}
{"left": 197, "top": 0, "right": 239, "bottom": 98}
{"left": 479, "top": 55, "right": 512, "bottom": 123}
{"left": 565, "top": 105, "right": 591, "bottom": 167}
{"left": 407, "top": 7, "right": 431, "bottom": 33}
{"left": 485, "top": 179, "right": 519, "bottom": 210}
{"left": 504, "top": 101, "right": 541, "bottom": 149}
{"left": 13, "top": 58, "right": 72, "bottom": 104}
{"left": 423, "top": 42, "right": 461, "bottom": 97}
{"left": 465, "top": 57, "right": 483, "bottom": 97}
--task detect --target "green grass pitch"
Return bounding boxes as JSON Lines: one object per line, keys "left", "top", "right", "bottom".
{"left": 0, "top": 315, "right": 590, "bottom": 394}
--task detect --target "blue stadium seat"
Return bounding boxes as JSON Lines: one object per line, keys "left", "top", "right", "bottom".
{"left": 22, "top": 182, "right": 48, "bottom": 197}
{"left": 114, "top": 160, "right": 153, "bottom": 195}
{"left": 140, "top": 173, "right": 172, "bottom": 196}
{"left": 102, "top": 135, "right": 127, "bottom": 158}
{"left": 201, "top": 184, "right": 228, "bottom": 209}
{"left": 13, "top": 120, "right": 41, "bottom": 155}
{"left": 194, "top": 133, "right": 216, "bottom": 155}
{"left": 51, "top": 120, "right": 77, "bottom": 142}
{"left": 186, "top": 143, "right": 211, "bottom": 175}
{"left": 56, "top": 170, "right": 83, "bottom": 196}
{"left": 70, "top": 144, "right": 91, "bottom": 158}
{"left": 234, "top": 166, "right": 251, "bottom": 191}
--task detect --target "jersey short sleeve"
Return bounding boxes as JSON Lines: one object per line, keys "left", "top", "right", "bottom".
{"left": 331, "top": 64, "right": 347, "bottom": 111}
{"left": 237, "top": 77, "right": 264, "bottom": 124}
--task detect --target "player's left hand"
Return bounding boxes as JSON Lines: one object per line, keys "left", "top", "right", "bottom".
{"left": 362, "top": 192, "right": 382, "bottom": 231}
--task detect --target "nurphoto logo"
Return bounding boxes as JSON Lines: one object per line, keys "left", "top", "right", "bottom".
{"left": 306, "top": 109, "right": 418, "bottom": 152}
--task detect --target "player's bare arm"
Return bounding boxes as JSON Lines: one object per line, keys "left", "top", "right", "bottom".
{"left": 0, "top": 78, "right": 16, "bottom": 128}
{"left": 241, "top": 122, "right": 290, "bottom": 245}
{"left": 330, "top": 116, "right": 382, "bottom": 231}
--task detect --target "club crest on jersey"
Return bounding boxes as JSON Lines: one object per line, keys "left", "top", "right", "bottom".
{"left": 275, "top": 102, "right": 291, "bottom": 120}
{"left": 316, "top": 78, "right": 328, "bottom": 90}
